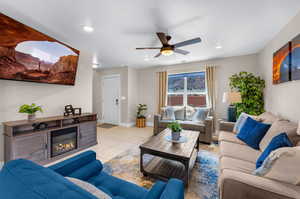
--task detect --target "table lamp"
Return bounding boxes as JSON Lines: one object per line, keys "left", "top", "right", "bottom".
{"left": 222, "top": 91, "right": 242, "bottom": 122}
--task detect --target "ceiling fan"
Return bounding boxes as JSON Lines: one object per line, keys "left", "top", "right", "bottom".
{"left": 136, "top": 32, "right": 201, "bottom": 58}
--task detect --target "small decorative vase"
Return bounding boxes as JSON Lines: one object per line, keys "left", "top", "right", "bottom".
{"left": 28, "top": 113, "right": 36, "bottom": 121}
{"left": 172, "top": 131, "right": 181, "bottom": 141}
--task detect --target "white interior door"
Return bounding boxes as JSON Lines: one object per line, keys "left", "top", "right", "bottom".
{"left": 102, "top": 75, "right": 120, "bottom": 125}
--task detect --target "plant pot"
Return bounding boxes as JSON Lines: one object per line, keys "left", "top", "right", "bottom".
{"left": 172, "top": 131, "right": 181, "bottom": 141}
{"left": 136, "top": 118, "right": 146, "bottom": 128}
{"left": 28, "top": 113, "right": 36, "bottom": 121}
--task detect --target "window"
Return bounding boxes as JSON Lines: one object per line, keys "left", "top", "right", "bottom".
{"left": 167, "top": 72, "right": 207, "bottom": 107}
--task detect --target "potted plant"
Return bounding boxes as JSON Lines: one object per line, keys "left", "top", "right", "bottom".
{"left": 19, "top": 103, "right": 43, "bottom": 121}
{"left": 167, "top": 121, "right": 182, "bottom": 141}
{"left": 136, "top": 104, "right": 147, "bottom": 128}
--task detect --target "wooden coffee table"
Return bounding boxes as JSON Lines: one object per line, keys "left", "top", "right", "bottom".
{"left": 139, "top": 129, "right": 200, "bottom": 186}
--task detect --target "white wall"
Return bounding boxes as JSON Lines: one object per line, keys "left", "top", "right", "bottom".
{"left": 258, "top": 11, "right": 300, "bottom": 122}
{"left": 137, "top": 54, "right": 259, "bottom": 123}
{"left": 93, "top": 67, "right": 129, "bottom": 124}
{"left": 128, "top": 68, "right": 138, "bottom": 124}
{"left": 0, "top": 51, "right": 94, "bottom": 162}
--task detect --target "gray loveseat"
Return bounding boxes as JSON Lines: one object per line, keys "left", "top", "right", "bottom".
{"left": 153, "top": 107, "right": 213, "bottom": 143}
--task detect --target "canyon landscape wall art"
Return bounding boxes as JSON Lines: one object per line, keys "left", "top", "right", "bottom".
{"left": 0, "top": 13, "right": 80, "bottom": 85}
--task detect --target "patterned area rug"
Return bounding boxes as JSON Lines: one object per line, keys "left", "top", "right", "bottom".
{"left": 103, "top": 144, "right": 219, "bottom": 199}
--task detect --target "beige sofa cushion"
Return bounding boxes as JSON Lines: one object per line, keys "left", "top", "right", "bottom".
{"left": 258, "top": 112, "right": 281, "bottom": 124}
{"left": 220, "top": 141, "right": 261, "bottom": 163}
{"left": 260, "top": 120, "right": 299, "bottom": 151}
{"left": 219, "top": 169, "right": 300, "bottom": 199}
{"left": 218, "top": 131, "right": 246, "bottom": 145}
{"left": 254, "top": 147, "right": 300, "bottom": 186}
{"left": 220, "top": 156, "right": 255, "bottom": 174}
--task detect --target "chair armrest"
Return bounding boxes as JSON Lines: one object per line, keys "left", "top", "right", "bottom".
{"left": 160, "top": 179, "right": 184, "bottom": 199}
{"left": 219, "top": 120, "right": 235, "bottom": 132}
{"left": 143, "top": 181, "right": 166, "bottom": 199}
{"left": 48, "top": 150, "right": 103, "bottom": 180}
{"left": 153, "top": 114, "right": 162, "bottom": 135}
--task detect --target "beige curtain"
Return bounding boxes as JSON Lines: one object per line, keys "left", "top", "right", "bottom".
{"left": 206, "top": 66, "right": 216, "bottom": 132}
{"left": 157, "top": 71, "right": 167, "bottom": 114}
{"left": 206, "top": 66, "right": 216, "bottom": 110}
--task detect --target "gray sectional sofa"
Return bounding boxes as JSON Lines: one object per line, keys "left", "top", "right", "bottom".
{"left": 218, "top": 112, "right": 300, "bottom": 199}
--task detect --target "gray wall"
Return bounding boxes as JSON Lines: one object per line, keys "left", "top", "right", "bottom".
{"left": 0, "top": 51, "right": 94, "bottom": 163}
{"left": 258, "top": 11, "right": 300, "bottom": 122}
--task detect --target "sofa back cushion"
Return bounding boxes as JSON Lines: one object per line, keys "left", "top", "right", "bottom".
{"left": 253, "top": 147, "right": 300, "bottom": 185}
{"left": 0, "top": 159, "right": 98, "bottom": 199}
{"left": 260, "top": 120, "right": 299, "bottom": 151}
{"left": 237, "top": 117, "right": 271, "bottom": 150}
{"left": 257, "top": 112, "right": 282, "bottom": 124}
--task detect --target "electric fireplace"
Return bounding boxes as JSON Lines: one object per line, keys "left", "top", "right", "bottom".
{"left": 51, "top": 127, "right": 78, "bottom": 157}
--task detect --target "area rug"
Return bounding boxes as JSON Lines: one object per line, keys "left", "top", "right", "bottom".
{"left": 103, "top": 144, "right": 219, "bottom": 199}
{"left": 98, "top": 123, "right": 118, "bottom": 129}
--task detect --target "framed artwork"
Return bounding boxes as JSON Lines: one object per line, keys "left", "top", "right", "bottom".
{"left": 0, "top": 13, "right": 80, "bottom": 85}
{"left": 291, "top": 34, "right": 300, "bottom": 81}
{"left": 272, "top": 42, "right": 291, "bottom": 84}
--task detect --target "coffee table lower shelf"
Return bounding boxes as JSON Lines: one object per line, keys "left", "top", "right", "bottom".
{"left": 141, "top": 149, "right": 198, "bottom": 186}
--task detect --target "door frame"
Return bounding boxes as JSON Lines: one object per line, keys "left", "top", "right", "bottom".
{"left": 101, "top": 74, "right": 121, "bottom": 125}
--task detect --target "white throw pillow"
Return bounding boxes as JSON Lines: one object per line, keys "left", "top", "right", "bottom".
{"left": 185, "top": 106, "right": 196, "bottom": 121}
{"left": 66, "top": 177, "right": 112, "bottom": 199}
{"left": 253, "top": 147, "right": 300, "bottom": 185}
{"left": 233, "top": 112, "right": 261, "bottom": 133}
{"left": 161, "top": 106, "right": 175, "bottom": 120}
{"left": 192, "top": 108, "right": 209, "bottom": 122}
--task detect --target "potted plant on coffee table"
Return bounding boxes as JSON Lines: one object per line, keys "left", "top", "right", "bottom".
{"left": 136, "top": 104, "right": 147, "bottom": 128}
{"left": 167, "top": 121, "right": 182, "bottom": 141}
{"left": 19, "top": 103, "right": 43, "bottom": 121}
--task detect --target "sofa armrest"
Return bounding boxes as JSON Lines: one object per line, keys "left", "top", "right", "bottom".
{"left": 219, "top": 169, "right": 300, "bottom": 199}
{"left": 48, "top": 150, "right": 103, "bottom": 180}
{"left": 219, "top": 120, "right": 235, "bottom": 132}
{"left": 153, "top": 114, "right": 162, "bottom": 135}
{"left": 160, "top": 178, "right": 184, "bottom": 199}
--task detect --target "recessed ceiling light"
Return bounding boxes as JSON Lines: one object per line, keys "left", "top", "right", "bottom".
{"left": 83, "top": 25, "right": 94, "bottom": 33}
{"left": 216, "top": 45, "right": 222, "bottom": 49}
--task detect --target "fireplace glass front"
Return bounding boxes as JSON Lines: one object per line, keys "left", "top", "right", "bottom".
{"left": 51, "top": 127, "right": 78, "bottom": 157}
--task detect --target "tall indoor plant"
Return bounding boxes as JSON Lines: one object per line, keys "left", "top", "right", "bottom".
{"left": 229, "top": 71, "right": 265, "bottom": 117}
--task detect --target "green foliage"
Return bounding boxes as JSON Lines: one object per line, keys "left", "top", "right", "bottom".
{"left": 229, "top": 71, "right": 265, "bottom": 117}
{"left": 136, "top": 104, "right": 147, "bottom": 119}
{"left": 167, "top": 121, "right": 182, "bottom": 132}
{"left": 19, "top": 103, "right": 43, "bottom": 114}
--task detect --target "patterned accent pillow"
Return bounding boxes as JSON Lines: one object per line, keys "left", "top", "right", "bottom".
{"left": 185, "top": 106, "right": 196, "bottom": 121}
{"left": 192, "top": 108, "right": 210, "bottom": 122}
{"left": 66, "top": 177, "right": 112, "bottom": 199}
{"left": 253, "top": 147, "right": 300, "bottom": 185}
{"left": 161, "top": 106, "right": 176, "bottom": 120}
{"left": 233, "top": 112, "right": 261, "bottom": 133}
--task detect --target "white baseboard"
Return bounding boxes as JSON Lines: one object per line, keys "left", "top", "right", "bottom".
{"left": 146, "top": 122, "right": 154, "bottom": 127}
{"left": 119, "top": 122, "right": 135, "bottom": 127}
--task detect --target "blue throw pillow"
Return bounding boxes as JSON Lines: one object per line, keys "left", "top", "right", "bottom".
{"left": 237, "top": 117, "right": 271, "bottom": 150}
{"left": 256, "top": 132, "right": 292, "bottom": 169}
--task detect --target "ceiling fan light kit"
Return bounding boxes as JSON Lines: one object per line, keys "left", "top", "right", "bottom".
{"left": 136, "top": 32, "right": 201, "bottom": 58}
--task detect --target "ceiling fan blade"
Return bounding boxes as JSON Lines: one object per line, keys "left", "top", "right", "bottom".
{"left": 174, "top": 49, "right": 190, "bottom": 55}
{"left": 136, "top": 47, "right": 161, "bottom": 50}
{"left": 154, "top": 52, "right": 161, "bottom": 58}
{"left": 156, "top": 32, "right": 168, "bottom": 45}
{"left": 174, "top": 37, "right": 201, "bottom": 48}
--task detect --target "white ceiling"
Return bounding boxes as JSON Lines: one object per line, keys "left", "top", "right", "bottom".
{"left": 1, "top": 0, "right": 300, "bottom": 68}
